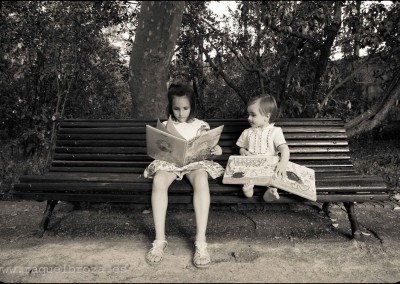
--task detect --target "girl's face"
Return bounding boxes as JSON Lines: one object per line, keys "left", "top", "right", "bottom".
{"left": 247, "top": 101, "right": 270, "bottom": 128}
{"left": 172, "top": 95, "right": 191, "bottom": 123}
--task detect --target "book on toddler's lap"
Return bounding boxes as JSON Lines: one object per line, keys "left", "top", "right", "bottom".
{"left": 222, "top": 155, "right": 317, "bottom": 201}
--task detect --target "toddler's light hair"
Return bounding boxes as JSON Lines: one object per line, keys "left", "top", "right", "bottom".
{"left": 248, "top": 95, "right": 278, "bottom": 123}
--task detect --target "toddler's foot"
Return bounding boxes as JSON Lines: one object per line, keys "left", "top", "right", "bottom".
{"left": 263, "top": 187, "right": 280, "bottom": 202}
{"left": 146, "top": 240, "right": 168, "bottom": 265}
{"left": 193, "top": 241, "right": 211, "bottom": 269}
{"left": 242, "top": 181, "right": 254, "bottom": 198}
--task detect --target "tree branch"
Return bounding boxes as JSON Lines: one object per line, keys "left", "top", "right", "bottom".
{"left": 345, "top": 71, "right": 400, "bottom": 138}
{"left": 202, "top": 48, "right": 247, "bottom": 105}
{"left": 316, "top": 56, "right": 374, "bottom": 116}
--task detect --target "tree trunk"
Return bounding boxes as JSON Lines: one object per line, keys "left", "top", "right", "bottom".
{"left": 311, "top": 1, "right": 342, "bottom": 101}
{"left": 129, "top": 1, "right": 184, "bottom": 119}
{"left": 345, "top": 71, "right": 400, "bottom": 138}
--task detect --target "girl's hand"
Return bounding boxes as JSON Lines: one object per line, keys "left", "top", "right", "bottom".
{"left": 211, "top": 145, "right": 222, "bottom": 156}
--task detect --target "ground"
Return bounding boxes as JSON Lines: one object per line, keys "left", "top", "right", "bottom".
{"left": 1, "top": 199, "right": 400, "bottom": 283}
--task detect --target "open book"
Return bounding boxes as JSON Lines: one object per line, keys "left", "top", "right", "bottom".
{"left": 146, "top": 117, "right": 224, "bottom": 167}
{"left": 222, "top": 155, "right": 317, "bottom": 201}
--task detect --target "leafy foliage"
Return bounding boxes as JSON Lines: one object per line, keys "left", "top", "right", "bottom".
{"left": 0, "top": 1, "right": 137, "bottom": 198}
{"left": 0, "top": 1, "right": 135, "bottom": 155}
{"left": 171, "top": 1, "right": 399, "bottom": 125}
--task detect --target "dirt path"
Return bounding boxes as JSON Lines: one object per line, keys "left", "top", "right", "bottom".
{"left": 1, "top": 200, "right": 400, "bottom": 283}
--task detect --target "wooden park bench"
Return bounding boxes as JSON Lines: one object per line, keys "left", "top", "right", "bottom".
{"left": 11, "top": 118, "right": 392, "bottom": 241}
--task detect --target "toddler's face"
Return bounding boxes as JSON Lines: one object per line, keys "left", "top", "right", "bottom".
{"left": 172, "top": 96, "right": 191, "bottom": 123}
{"left": 247, "top": 101, "right": 270, "bottom": 128}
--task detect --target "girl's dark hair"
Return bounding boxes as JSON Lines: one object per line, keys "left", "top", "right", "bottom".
{"left": 248, "top": 94, "right": 278, "bottom": 123}
{"left": 166, "top": 83, "right": 197, "bottom": 120}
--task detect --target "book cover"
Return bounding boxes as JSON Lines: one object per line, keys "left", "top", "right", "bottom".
{"left": 222, "top": 155, "right": 317, "bottom": 201}
{"left": 146, "top": 119, "right": 224, "bottom": 167}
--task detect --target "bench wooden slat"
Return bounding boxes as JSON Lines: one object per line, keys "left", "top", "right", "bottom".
{"left": 49, "top": 166, "right": 146, "bottom": 173}
{"left": 56, "top": 132, "right": 348, "bottom": 141}
{"left": 55, "top": 139, "right": 349, "bottom": 147}
{"left": 18, "top": 172, "right": 386, "bottom": 191}
{"left": 54, "top": 146, "right": 350, "bottom": 155}
{"left": 14, "top": 183, "right": 389, "bottom": 196}
{"left": 55, "top": 147, "right": 148, "bottom": 154}
{"left": 58, "top": 125, "right": 346, "bottom": 134}
{"left": 50, "top": 159, "right": 355, "bottom": 168}
{"left": 9, "top": 193, "right": 389, "bottom": 204}
{"left": 48, "top": 165, "right": 358, "bottom": 175}
{"left": 52, "top": 153, "right": 352, "bottom": 162}
{"left": 55, "top": 140, "right": 245, "bottom": 147}
{"left": 39, "top": 171, "right": 371, "bottom": 180}
{"left": 11, "top": 191, "right": 390, "bottom": 204}
{"left": 60, "top": 118, "right": 345, "bottom": 128}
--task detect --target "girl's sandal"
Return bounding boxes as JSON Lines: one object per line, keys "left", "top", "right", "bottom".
{"left": 146, "top": 240, "right": 168, "bottom": 265}
{"left": 193, "top": 241, "right": 211, "bottom": 269}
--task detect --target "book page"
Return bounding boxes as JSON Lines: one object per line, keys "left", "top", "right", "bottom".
{"left": 146, "top": 125, "right": 187, "bottom": 167}
{"left": 156, "top": 119, "right": 168, "bottom": 133}
{"left": 184, "top": 125, "right": 224, "bottom": 165}
{"left": 222, "top": 155, "right": 317, "bottom": 201}
{"left": 165, "top": 116, "right": 185, "bottom": 139}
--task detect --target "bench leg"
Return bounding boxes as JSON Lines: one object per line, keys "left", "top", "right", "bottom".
{"left": 35, "top": 200, "right": 58, "bottom": 238}
{"left": 70, "top": 201, "right": 82, "bottom": 210}
{"left": 343, "top": 202, "right": 364, "bottom": 242}
{"left": 322, "top": 202, "right": 334, "bottom": 218}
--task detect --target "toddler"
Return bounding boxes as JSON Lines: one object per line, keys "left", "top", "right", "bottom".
{"left": 236, "top": 95, "right": 290, "bottom": 201}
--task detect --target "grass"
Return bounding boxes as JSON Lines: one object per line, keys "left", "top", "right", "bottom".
{"left": 0, "top": 143, "right": 49, "bottom": 200}
{"left": 349, "top": 138, "right": 400, "bottom": 191}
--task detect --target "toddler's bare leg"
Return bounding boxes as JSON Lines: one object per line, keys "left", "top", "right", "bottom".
{"left": 263, "top": 187, "right": 280, "bottom": 202}
{"left": 242, "top": 181, "right": 254, "bottom": 198}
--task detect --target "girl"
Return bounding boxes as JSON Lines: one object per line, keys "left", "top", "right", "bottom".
{"left": 143, "top": 83, "right": 224, "bottom": 269}
{"left": 237, "top": 95, "right": 290, "bottom": 201}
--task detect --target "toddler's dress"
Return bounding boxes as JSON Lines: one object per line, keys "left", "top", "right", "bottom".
{"left": 236, "top": 123, "right": 287, "bottom": 156}
{"left": 143, "top": 118, "right": 224, "bottom": 180}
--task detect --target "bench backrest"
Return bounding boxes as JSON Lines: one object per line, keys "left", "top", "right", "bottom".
{"left": 51, "top": 118, "right": 354, "bottom": 177}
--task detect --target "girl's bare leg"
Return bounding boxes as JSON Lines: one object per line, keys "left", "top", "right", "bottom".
{"left": 186, "top": 169, "right": 210, "bottom": 243}
{"left": 151, "top": 170, "right": 177, "bottom": 240}
{"left": 146, "top": 170, "right": 177, "bottom": 265}
{"left": 186, "top": 169, "right": 212, "bottom": 268}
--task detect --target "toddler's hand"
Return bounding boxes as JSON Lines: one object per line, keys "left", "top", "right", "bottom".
{"left": 240, "top": 149, "right": 253, "bottom": 156}
{"left": 211, "top": 145, "right": 222, "bottom": 156}
{"left": 274, "top": 161, "right": 287, "bottom": 179}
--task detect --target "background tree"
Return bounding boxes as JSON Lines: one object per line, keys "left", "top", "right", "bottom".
{"left": 129, "top": 1, "right": 185, "bottom": 119}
